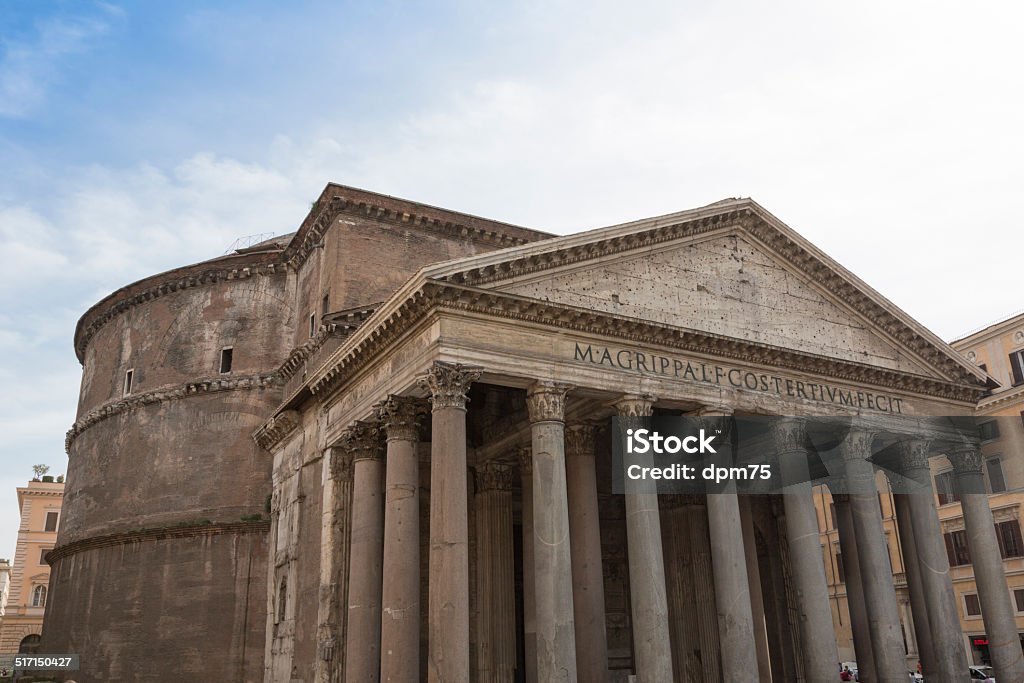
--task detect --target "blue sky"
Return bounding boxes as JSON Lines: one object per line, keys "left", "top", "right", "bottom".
{"left": 2, "top": 0, "right": 1023, "bottom": 555}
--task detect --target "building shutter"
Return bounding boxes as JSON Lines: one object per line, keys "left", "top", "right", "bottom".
{"left": 1010, "top": 351, "right": 1024, "bottom": 386}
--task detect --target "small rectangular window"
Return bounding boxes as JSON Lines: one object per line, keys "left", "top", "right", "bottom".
{"left": 1015, "top": 588, "right": 1024, "bottom": 613}
{"left": 39, "top": 547, "right": 51, "bottom": 564}
{"left": 123, "top": 369, "right": 134, "bottom": 396}
{"left": 996, "top": 519, "right": 1024, "bottom": 559}
{"left": 829, "top": 503, "right": 836, "bottom": 529}
{"left": 309, "top": 313, "right": 316, "bottom": 338}
{"left": 1010, "top": 350, "right": 1024, "bottom": 386}
{"left": 835, "top": 550, "right": 845, "bottom": 583}
{"left": 219, "top": 347, "right": 233, "bottom": 374}
{"left": 321, "top": 293, "right": 330, "bottom": 317}
{"left": 986, "top": 457, "right": 1007, "bottom": 494}
{"left": 979, "top": 420, "right": 1001, "bottom": 442}
{"left": 44, "top": 511, "right": 58, "bottom": 532}
{"left": 964, "top": 592, "right": 982, "bottom": 617}
{"left": 945, "top": 530, "right": 971, "bottom": 566}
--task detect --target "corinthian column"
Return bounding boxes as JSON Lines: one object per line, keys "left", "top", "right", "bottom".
{"left": 519, "top": 447, "right": 538, "bottom": 683}
{"left": 475, "top": 461, "right": 517, "bottom": 683}
{"left": 840, "top": 427, "right": 906, "bottom": 683}
{"left": 526, "top": 381, "right": 578, "bottom": 682}
{"left": 950, "top": 446, "right": 1024, "bottom": 683}
{"left": 894, "top": 439, "right": 965, "bottom": 682}
{"left": 343, "top": 420, "right": 386, "bottom": 683}
{"left": 315, "top": 446, "right": 354, "bottom": 683}
{"left": 377, "top": 396, "right": 426, "bottom": 683}
{"left": 615, "top": 394, "right": 673, "bottom": 683}
{"left": 419, "top": 361, "right": 481, "bottom": 683}
{"left": 700, "top": 407, "right": 758, "bottom": 683}
{"left": 771, "top": 418, "right": 840, "bottom": 681}
{"left": 564, "top": 421, "right": 609, "bottom": 682}
{"left": 831, "top": 493, "right": 877, "bottom": 683}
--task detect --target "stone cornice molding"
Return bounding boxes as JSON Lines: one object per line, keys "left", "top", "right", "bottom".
{"left": 277, "top": 305, "right": 377, "bottom": 383}
{"left": 426, "top": 201, "right": 984, "bottom": 389}
{"left": 74, "top": 252, "right": 283, "bottom": 363}
{"left": 475, "top": 461, "right": 515, "bottom": 492}
{"left": 46, "top": 520, "right": 270, "bottom": 565}
{"left": 254, "top": 410, "right": 301, "bottom": 451}
{"left": 282, "top": 190, "right": 544, "bottom": 272}
{"left": 375, "top": 395, "right": 427, "bottom": 442}
{"left": 419, "top": 361, "right": 482, "bottom": 410}
{"left": 303, "top": 281, "right": 985, "bottom": 409}
{"left": 65, "top": 372, "right": 280, "bottom": 455}
{"left": 975, "top": 383, "right": 1024, "bottom": 412}
{"left": 526, "top": 381, "right": 572, "bottom": 423}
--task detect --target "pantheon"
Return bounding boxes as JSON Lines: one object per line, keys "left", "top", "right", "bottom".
{"left": 43, "top": 184, "right": 1022, "bottom": 682}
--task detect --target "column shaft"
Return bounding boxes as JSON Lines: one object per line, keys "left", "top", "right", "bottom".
{"left": 702, "top": 412, "right": 757, "bottom": 683}
{"left": 378, "top": 397, "right": 423, "bottom": 683}
{"left": 565, "top": 423, "right": 609, "bottom": 683}
{"left": 841, "top": 430, "right": 907, "bottom": 683}
{"left": 892, "top": 494, "right": 935, "bottom": 678}
{"left": 527, "top": 382, "right": 578, "bottom": 682}
{"left": 739, "top": 497, "right": 772, "bottom": 682}
{"left": 773, "top": 419, "right": 841, "bottom": 681}
{"left": 475, "top": 462, "right": 517, "bottom": 683}
{"left": 519, "top": 450, "right": 538, "bottom": 683}
{"left": 952, "top": 449, "right": 1024, "bottom": 682}
{"left": 661, "top": 498, "right": 701, "bottom": 682}
{"left": 616, "top": 395, "right": 673, "bottom": 683}
{"left": 421, "top": 362, "right": 481, "bottom": 683}
{"left": 833, "top": 494, "right": 877, "bottom": 683}
{"left": 344, "top": 422, "right": 386, "bottom": 683}
{"left": 690, "top": 503, "right": 722, "bottom": 683}
{"left": 315, "top": 447, "right": 353, "bottom": 683}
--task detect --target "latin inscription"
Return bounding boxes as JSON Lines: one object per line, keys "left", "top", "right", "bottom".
{"left": 573, "top": 342, "right": 903, "bottom": 414}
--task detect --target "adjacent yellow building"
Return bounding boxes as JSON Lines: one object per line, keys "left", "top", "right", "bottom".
{"left": 817, "top": 310, "right": 1024, "bottom": 669}
{"left": 0, "top": 478, "right": 64, "bottom": 654}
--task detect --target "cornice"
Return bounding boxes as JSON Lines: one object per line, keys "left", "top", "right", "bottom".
{"left": 66, "top": 372, "right": 280, "bottom": 454}
{"left": 976, "top": 384, "right": 1024, "bottom": 413}
{"left": 300, "top": 281, "right": 985, "bottom": 417}
{"left": 253, "top": 410, "right": 300, "bottom": 451}
{"left": 74, "top": 252, "right": 283, "bottom": 363}
{"left": 434, "top": 206, "right": 979, "bottom": 389}
{"left": 282, "top": 191, "right": 543, "bottom": 272}
{"left": 46, "top": 520, "right": 270, "bottom": 565}
{"left": 277, "top": 305, "right": 378, "bottom": 383}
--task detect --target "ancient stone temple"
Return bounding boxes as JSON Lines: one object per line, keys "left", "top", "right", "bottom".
{"left": 45, "top": 184, "right": 1024, "bottom": 682}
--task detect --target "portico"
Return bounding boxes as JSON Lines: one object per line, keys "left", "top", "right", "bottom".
{"left": 257, "top": 199, "right": 1015, "bottom": 682}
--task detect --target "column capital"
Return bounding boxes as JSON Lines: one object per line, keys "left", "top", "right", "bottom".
{"left": 770, "top": 417, "right": 807, "bottom": 455}
{"left": 375, "top": 395, "right": 427, "bottom": 442}
{"left": 475, "top": 460, "right": 515, "bottom": 492}
{"left": 517, "top": 446, "right": 532, "bottom": 477}
{"left": 611, "top": 393, "right": 655, "bottom": 417}
{"left": 839, "top": 427, "right": 876, "bottom": 462}
{"left": 695, "top": 404, "right": 733, "bottom": 417}
{"left": 526, "top": 381, "right": 573, "bottom": 423}
{"left": 895, "top": 439, "right": 931, "bottom": 473}
{"left": 948, "top": 447, "right": 983, "bottom": 475}
{"left": 339, "top": 420, "right": 383, "bottom": 462}
{"left": 565, "top": 421, "right": 598, "bottom": 457}
{"left": 419, "top": 361, "right": 482, "bottom": 410}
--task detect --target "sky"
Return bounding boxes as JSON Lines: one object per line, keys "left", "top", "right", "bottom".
{"left": 1, "top": 0, "right": 1023, "bottom": 555}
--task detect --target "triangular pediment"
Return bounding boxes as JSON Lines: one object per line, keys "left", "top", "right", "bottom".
{"left": 424, "top": 199, "right": 987, "bottom": 387}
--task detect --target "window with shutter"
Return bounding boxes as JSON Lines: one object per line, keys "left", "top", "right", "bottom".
{"left": 1010, "top": 350, "right": 1024, "bottom": 386}
{"left": 944, "top": 530, "right": 971, "bottom": 566}
{"left": 996, "top": 519, "right": 1024, "bottom": 559}
{"left": 936, "top": 471, "right": 959, "bottom": 506}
